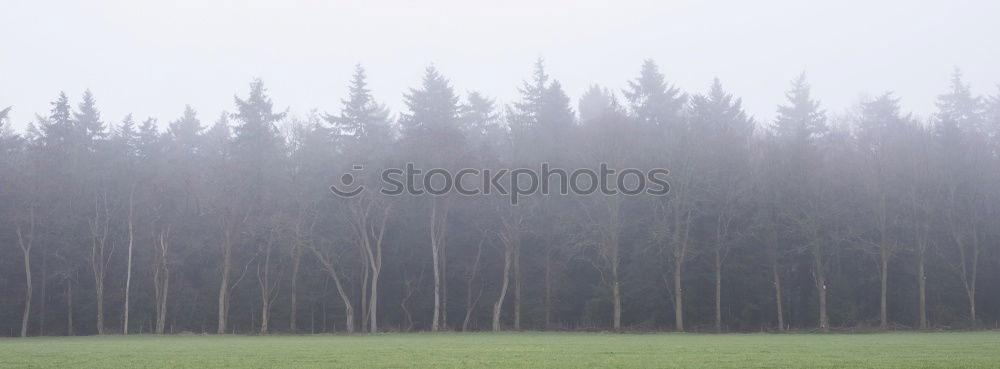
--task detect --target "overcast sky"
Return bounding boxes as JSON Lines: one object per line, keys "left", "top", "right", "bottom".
{"left": 2, "top": 0, "right": 998, "bottom": 131}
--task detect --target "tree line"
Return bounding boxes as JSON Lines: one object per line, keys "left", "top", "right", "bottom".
{"left": 2, "top": 60, "right": 1000, "bottom": 336}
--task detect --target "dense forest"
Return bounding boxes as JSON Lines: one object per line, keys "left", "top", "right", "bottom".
{"left": 2, "top": 60, "right": 1000, "bottom": 337}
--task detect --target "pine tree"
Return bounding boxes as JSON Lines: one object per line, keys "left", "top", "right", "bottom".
{"left": 233, "top": 79, "right": 286, "bottom": 159}
{"left": 401, "top": 66, "right": 460, "bottom": 139}
{"left": 623, "top": 59, "right": 685, "bottom": 128}
{"left": 459, "top": 91, "right": 499, "bottom": 136}
{"left": 74, "top": 90, "right": 105, "bottom": 141}
{"left": 0, "top": 106, "right": 10, "bottom": 132}
{"left": 936, "top": 69, "right": 983, "bottom": 138}
{"left": 774, "top": 73, "right": 827, "bottom": 144}
{"left": 508, "top": 58, "right": 550, "bottom": 129}
{"left": 326, "top": 64, "right": 391, "bottom": 140}
{"left": 538, "top": 80, "right": 575, "bottom": 129}
{"left": 168, "top": 105, "right": 203, "bottom": 151}
{"left": 579, "top": 85, "right": 619, "bottom": 124}
{"left": 689, "top": 78, "right": 752, "bottom": 136}
{"left": 114, "top": 114, "right": 139, "bottom": 158}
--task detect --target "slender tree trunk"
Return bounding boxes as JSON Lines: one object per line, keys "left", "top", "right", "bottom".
{"left": 39, "top": 255, "right": 46, "bottom": 336}
{"left": 673, "top": 257, "right": 684, "bottom": 332}
{"left": 360, "top": 248, "right": 369, "bottom": 333}
{"left": 813, "top": 247, "right": 829, "bottom": 332}
{"left": 917, "top": 249, "right": 927, "bottom": 329}
{"left": 154, "top": 227, "right": 171, "bottom": 334}
{"left": 89, "top": 198, "right": 110, "bottom": 336}
{"left": 714, "top": 249, "right": 722, "bottom": 333}
{"left": 331, "top": 273, "right": 354, "bottom": 333}
{"left": 772, "top": 257, "right": 784, "bottom": 332}
{"left": 368, "top": 209, "right": 388, "bottom": 334}
{"left": 429, "top": 198, "right": 449, "bottom": 331}
{"left": 66, "top": 276, "right": 74, "bottom": 336}
{"left": 463, "top": 236, "right": 484, "bottom": 332}
{"left": 544, "top": 245, "right": 552, "bottom": 329}
{"left": 513, "top": 242, "right": 521, "bottom": 331}
{"left": 431, "top": 201, "right": 441, "bottom": 332}
{"left": 401, "top": 274, "right": 416, "bottom": 332}
{"left": 289, "top": 244, "right": 301, "bottom": 332}
{"left": 611, "top": 269, "right": 621, "bottom": 331}
{"left": 311, "top": 245, "right": 355, "bottom": 333}
{"left": 442, "top": 241, "right": 449, "bottom": 330}
{"left": 18, "top": 226, "right": 32, "bottom": 338}
{"left": 95, "top": 276, "right": 104, "bottom": 335}
{"left": 879, "top": 250, "right": 888, "bottom": 330}
{"left": 217, "top": 252, "right": 230, "bottom": 334}
{"left": 258, "top": 242, "right": 272, "bottom": 335}
{"left": 217, "top": 233, "right": 231, "bottom": 334}
{"left": 492, "top": 243, "right": 512, "bottom": 332}
{"left": 123, "top": 189, "right": 135, "bottom": 335}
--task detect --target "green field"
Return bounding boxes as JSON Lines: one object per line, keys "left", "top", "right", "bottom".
{"left": 2, "top": 332, "right": 999, "bottom": 368}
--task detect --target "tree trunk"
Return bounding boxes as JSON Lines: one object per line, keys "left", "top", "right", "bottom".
{"left": 429, "top": 198, "right": 449, "bottom": 332}
{"left": 289, "top": 244, "right": 301, "bottom": 332}
{"left": 89, "top": 197, "right": 110, "bottom": 336}
{"left": 39, "top": 254, "right": 47, "bottom": 336}
{"left": 360, "top": 248, "right": 369, "bottom": 333}
{"left": 311, "top": 244, "right": 355, "bottom": 333}
{"left": 18, "top": 225, "right": 32, "bottom": 338}
{"left": 258, "top": 245, "right": 272, "bottom": 335}
{"left": 66, "top": 276, "right": 74, "bottom": 336}
{"left": 431, "top": 201, "right": 441, "bottom": 332}
{"left": 772, "top": 256, "right": 784, "bottom": 332}
{"left": 611, "top": 273, "right": 621, "bottom": 331}
{"left": 351, "top": 199, "right": 389, "bottom": 334}
{"left": 154, "top": 227, "right": 171, "bottom": 335}
{"left": 258, "top": 230, "right": 280, "bottom": 335}
{"left": 492, "top": 244, "right": 512, "bottom": 332}
{"left": 217, "top": 241, "right": 231, "bottom": 334}
{"left": 95, "top": 277, "right": 104, "bottom": 335}
{"left": 879, "top": 250, "right": 888, "bottom": 330}
{"left": 401, "top": 273, "right": 416, "bottom": 332}
{"left": 714, "top": 249, "right": 722, "bottom": 333}
{"left": 544, "top": 245, "right": 552, "bottom": 329}
{"left": 673, "top": 257, "right": 684, "bottom": 332}
{"left": 513, "top": 242, "right": 521, "bottom": 331}
{"left": 463, "top": 236, "right": 484, "bottom": 332}
{"left": 331, "top": 274, "right": 354, "bottom": 333}
{"left": 917, "top": 249, "right": 927, "bottom": 330}
{"left": 442, "top": 241, "right": 449, "bottom": 330}
{"left": 813, "top": 247, "right": 829, "bottom": 332}
{"left": 123, "top": 189, "right": 135, "bottom": 335}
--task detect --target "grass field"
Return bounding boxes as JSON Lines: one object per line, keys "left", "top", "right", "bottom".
{"left": 2, "top": 332, "right": 1000, "bottom": 368}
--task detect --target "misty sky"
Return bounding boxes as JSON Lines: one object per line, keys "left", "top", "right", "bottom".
{"left": 2, "top": 0, "right": 998, "bottom": 131}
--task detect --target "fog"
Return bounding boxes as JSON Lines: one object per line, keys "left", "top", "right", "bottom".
{"left": 2, "top": 0, "right": 998, "bottom": 130}
{"left": 4, "top": 1, "right": 1000, "bottom": 338}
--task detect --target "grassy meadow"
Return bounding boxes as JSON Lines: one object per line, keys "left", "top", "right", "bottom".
{"left": 2, "top": 331, "right": 999, "bottom": 368}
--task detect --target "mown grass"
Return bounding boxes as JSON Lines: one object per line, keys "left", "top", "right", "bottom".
{"left": 2, "top": 331, "right": 999, "bottom": 368}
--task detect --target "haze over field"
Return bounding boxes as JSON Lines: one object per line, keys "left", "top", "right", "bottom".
{"left": 2, "top": 0, "right": 999, "bottom": 130}
{"left": 5, "top": 0, "right": 1000, "bottom": 345}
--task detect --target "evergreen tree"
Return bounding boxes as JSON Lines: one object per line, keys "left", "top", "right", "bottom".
{"left": 168, "top": 105, "right": 203, "bottom": 152}
{"left": 622, "top": 59, "right": 685, "bottom": 128}
{"left": 773, "top": 73, "right": 827, "bottom": 144}
{"left": 401, "top": 66, "right": 461, "bottom": 140}
{"left": 579, "top": 85, "right": 619, "bottom": 124}
{"left": 326, "top": 64, "right": 391, "bottom": 140}
{"left": 74, "top": 90, "right": 105, "bottom": 141}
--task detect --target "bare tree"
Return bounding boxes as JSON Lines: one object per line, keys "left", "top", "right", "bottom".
{"left": 16, "top": 204, "right": 36, "bottom": 337}
{"left": 88, "top": 193, "right": 114, "bottom": 335}
{"left": 310, "top": 239, "right": 355, "bottom": 333}
{"left": 122, "top": 187, "right": 135, "bottom": 334}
